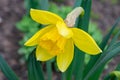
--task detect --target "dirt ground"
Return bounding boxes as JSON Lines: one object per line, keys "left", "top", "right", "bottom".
{"left": 0, "top": 0, "right": 26, "bottom": 80}
{"left": 0, "top": 0, "right": 120, "bottom": 80}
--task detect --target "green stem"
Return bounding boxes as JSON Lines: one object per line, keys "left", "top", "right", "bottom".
{"left": 46, "top": 61, "right": 52, "bottom": 80}
{"left": 73, "top": 48, "right": 85, "bottom": 80}
{"left": 61, "top": 72, "right": 66, "bottom": 80}
{"left": 39, "top": 0, "right": 49, "bottom": 10}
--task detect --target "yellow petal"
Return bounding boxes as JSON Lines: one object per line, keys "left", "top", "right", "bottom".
{"left": 57, "top": 39, "right": 74, "bottom": 72}
{"left": 39, "top": 27, "right": 66, "bottom": 55}
{"left": 30, "top": 9, "right": 63, "bottom": 25}
{"left": 24, "top": 25, "right": 53, "bottom": 46}
{"left": 56, "top": 21, "right": 73, "bottom": 38}
{"left": 71, "top": 28, "right": 102, "bottom": 55}
{"left": 36, "top": 46, "right": 55, "bottom": 61}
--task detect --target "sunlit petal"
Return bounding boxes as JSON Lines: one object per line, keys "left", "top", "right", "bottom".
{"left": 56, "top": 21, "right": 73, "bottom": 38}
{"left": 72, "top": 28, "right": 102, "bottom": 55}
{"left": 57, "top": 39, "right": 74, "bottom": 72}
{"left": 24, "top": 25, "right": 53, "bottom": 46}
{"left": 30, "top": 9, "right": 63, "bottom": 25}
{"left": 36, "top": 46, "right": 55, "bottom": 61}
{"left": 39, "top": 27, "right": 66, "bottom": 55}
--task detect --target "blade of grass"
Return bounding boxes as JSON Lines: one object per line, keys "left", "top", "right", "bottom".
{"left": 27, "top": 50, "right": 44, "bottom": 80}
{"left": 77, "top": 0, "right": 91, "bottom": 31}
{"left": 100, "top": 17, "right": 120, "bottom": 50}
{"left": 73, "top": 0, "right": 82, "bottom": 8}
{"left": 39, "top": 0, "right": 49, "bottom": 10}
{"left": 86, "top": 41, "right": 120, "bottom": 80}
{"left": 104, "top": 71, "right": 120, "bottom": 80}
{"left": 115, "top": 64, "right": 120, "bottom": 71}
{"left": 108, "top": 30, "right": 120, "bottom": 48}
{"left": 72, "top": 0, "right": 92, "bottom": 80}
{"left": 24, "top": 0, "right": 39, "bottom": 15}
{"left": 0, "top": 54, "right": 19, "bottom": 80}
{"left": 65, "top": 62, "right": 74, "bottom": 80}
{"left": 73, "top": 49, "right": 85, "bottom": 80}
{"left": 104, "top": 64, "right": 120, "bottom": 80}
{"left": 46, "top": 61, "right": 52, "bottom": 80}
{"left": 89, "top": 17, "right": 120, "bottom": 79}
{"left": 61, "top": 72, "right": 66, "bottom": 80}
{"left": 83, "top": 17, "right": 120, "bottom": 79}
{"left": 84, "top": 42, "right": 120, "bottom": 80}
{"left": 61, "top": 55, "right": 75, "bottom": 80}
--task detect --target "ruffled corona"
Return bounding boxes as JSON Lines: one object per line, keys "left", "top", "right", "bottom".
{"left": 39, "top": 27, "right": 66, "bottom": 55}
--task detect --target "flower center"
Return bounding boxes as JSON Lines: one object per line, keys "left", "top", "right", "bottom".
{"left": 39, "top": 27, "right": 66, "bottom": 55}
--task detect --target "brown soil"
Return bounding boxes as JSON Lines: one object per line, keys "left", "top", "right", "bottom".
{"left": 0, "top": 0, "right": 26, "bottom": 80}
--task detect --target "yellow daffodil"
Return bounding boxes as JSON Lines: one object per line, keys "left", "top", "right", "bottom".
{"left": 25, "top": 7, "right": 102, "bottom": 72}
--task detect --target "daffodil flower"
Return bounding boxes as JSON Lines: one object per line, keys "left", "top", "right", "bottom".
{"left": 25, "top": 7, "right": 102, "bottom": 72}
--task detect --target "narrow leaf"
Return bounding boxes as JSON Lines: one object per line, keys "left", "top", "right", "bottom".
{"left": 27, "top": 50, "right": 44, "bottom": 80}
{"left": 65, "top": 62, "right": 74, "bottom": 80}
{"left": 61, "top": 72, "right": 66, "bottom": 80}
{"left": 24, "top": 0, "right": 39, "bottom": 15}
{"left": 83, "top": 17, "right": 120, "bottom": 79}
{"left": 73, "top": 0, "right": 92, "bottom": 80}
{"left": 104, "top": 64, "right": 120, "bottom": 80}
{"left": 100, "top": 17, "right": 120, "bottom": 50}
{"left": 108, "top": 30, "right": 120, "bottom": 48}
{"left": 39, "top": 0, "right": 49, "bottom": 10}
{"left": 84, "top": 42, "right": 120, "bottom": 80}
{"left": 73, "top": 49, "right": 85, "bottom": 80}
{"left": 46, "top": 61, "right": 52, "bottom": 80}
{"left": 0, "top": 54, "right": 19, "bottom": 80}
{"left": 104, "top": 71, "right": 120, "bottom": 80}
{"left": 110, "top": 71, "right": 120, "bottom": 79}
{"left": 73, "top": 0, "right": 82, "bottom": 8}
{"left": 115, "top": 64, "right": 120, "bottom": 71}
{"left": 77, "top": 0, "right": 92, "bottom": 31}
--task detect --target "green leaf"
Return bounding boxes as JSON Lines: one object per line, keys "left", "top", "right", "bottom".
{"left": 73, "top": 49, "right": 85, "bottom": 80}
{"left": 84, "top": 42, "right": 120, "bottom": 80}
{"left": 88, "top": 21, "right": 103, "bottom": 43}
{"left": 24, "top": 0, "right": 48, "bottom": 15}
{"left": 27, "top": 50, "right": 44, "bottom": 80}
{"left": 61, "top": 73, "right": 66, "bottom": 80}
{"left": 61, "top": 72, "right": 66, "bottom": 80}
{"left": 0, "top": 54, "right": 19, "bottom": 80}
{"left": 100, "top": 17, "right": 120, "bottom": 50}
{"left": 83, "top": 17, "right": 120, "bottom": 79}
{"left": 39, "top": 0, "right": 49, "bottom": 10}
{"left": 65, "top": 62, "right": 74, "bottom": 80}
{"left": 77, "top": 0, "right": 92, "bottom": 31}
{"left": 115, "top": 64, "right": 120, "bottom": 71}
{"left": 104, "top": 71, "right": 120, "bottom": 80}
{"left": 72, "top": 0, "right": 92, "bottom": 80}
{"left": 24, "top": 0, "right": 39, "bottom": 15}
{"left": 16, "top": 16, "right": 39, "bottom": 33}
{"left": 104, "top": 64, "right": 120, "bottom": 80}
{"left": 86, "top": 42, "right": 120, "bottom": 80}
{"left": 73, "top": 0, "right": 82, "bottom": 8}
{"left": 108, "top": 30, "right": 120, "bottom": 48}
{"left": 110, "top": 71, "right": 120, "bottom": 79}
{"left": 46, "top": 61, "right": 52, "bottom": 80}
{"left": 61, "top": 56, "right": 74, "bottom": 80}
